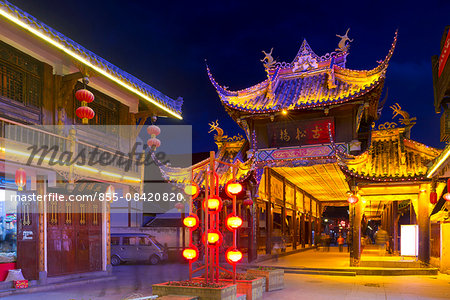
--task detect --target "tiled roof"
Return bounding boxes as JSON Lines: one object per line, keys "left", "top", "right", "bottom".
{"left": 208, "top": 32, "right": 397, "bottom": 113}
{"left": 0, "top": 1, "right": 182, "bottom": 117}
{"left": 339, "top": 127, "right": 441, "bottom": 181}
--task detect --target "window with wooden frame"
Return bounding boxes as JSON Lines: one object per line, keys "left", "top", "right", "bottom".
{"left": 0, "top": 41, "right": 43, "bottom": 107}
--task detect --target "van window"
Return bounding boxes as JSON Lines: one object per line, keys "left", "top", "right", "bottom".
{"left": 122, "top": 237, "right": 137, "bottom": 246}
{"left": 111, "top": 237, "right": 120, "bottom": 245}
{"left": 139, "top": 237, "right": 151, "bottom": 245}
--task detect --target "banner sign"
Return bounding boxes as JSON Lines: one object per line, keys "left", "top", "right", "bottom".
{"left": 267, "top": 117, "right": 335, "bottom": 148}
{"left": 439, "top": 28, "right": 450, "bottom": 77}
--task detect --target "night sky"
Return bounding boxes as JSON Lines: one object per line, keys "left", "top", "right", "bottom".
{"left": 9, "top": 0, "right": 450, "bottom": 153}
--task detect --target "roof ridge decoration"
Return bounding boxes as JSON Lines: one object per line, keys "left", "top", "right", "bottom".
{"left": 0, "top": 0, "right": 182, "bottom": 118}
{"left": 208, "top": 30, "right": 398, "bottom": 115}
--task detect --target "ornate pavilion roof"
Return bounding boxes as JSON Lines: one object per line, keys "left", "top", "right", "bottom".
{"left": 0, "top": 1, "right": 182, "bottom": 118}
{"left": 338, "top": 125, "right": 441, "bottom": 182}
{"left": 207, "top": 31, "right": 397, "bottom": 115}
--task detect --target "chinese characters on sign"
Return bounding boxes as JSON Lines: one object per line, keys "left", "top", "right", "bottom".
{"left": 268, "top": 117, "right": 335, "bottom": 147}
{"left": 439, "top": 28, "right": 450, "bottom": 77}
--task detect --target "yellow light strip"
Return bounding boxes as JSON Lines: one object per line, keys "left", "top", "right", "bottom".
{"left": 427, "top": 146, "right": 450, "bottom": 178}
{"left": 100, "top": 171, "right": 122, "bottom": 178}
{"left": 75, "top": 165, "right": 98, "bottom": 173}
{"left": 0, "top": 7, "right": 182, "bottom": 120}
{"left": 123, "top": 175, "right": 141, "bottom": 183}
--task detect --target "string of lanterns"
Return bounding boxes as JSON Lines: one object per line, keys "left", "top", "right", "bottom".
{"left": 75, "top": 87, "right": 95, "bottom": 124}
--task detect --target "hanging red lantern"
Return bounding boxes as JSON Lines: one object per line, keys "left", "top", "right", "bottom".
{"left": 183, "top": 214, "right": 199, "bottom": 230}
{"left": 184, "top": 181, "right": 200, "bottom": 199}
{"left": 430, "top": 191, "right": 438, "bottom": 204}
{"left": 76, "top": 106, "right": 95, "bottom": 124}
{"left": 347, "top": 193, "right": 358, "bottom": 204}
{"left": 147, "top": 125, "right": 161, "bottom": 137}
{"left": 226, "top": 214, "right": 243, "bottom": 231}
{"left": 225, "top": 180, "right": 243, "bottom": 198}
{"left": 243, "top": 199, "right": 253, "bottom": 206}
{"left": 203, "top": 195, "right": 223, "bottom": 213}
{"left": 225, "top": 247, "right": 243, "bottom": 264}
{"left": 444, "top": 179, "right": 450, "bottom": 201}
{"left": 15, "top": 168, "right": 26, "bottom": 191}
{"left": 203, "top": 229, "right": 223, "bottom": 247}
{"left": 75, "top": 89, "right": 95, "bottom": 104}
{"left": 147, "top": 137, "right": 161, "bottom": 150}
{"left": 175, "top": 202, "right": 184, "bottom": 212}
{"left": 182, "top": 245, "right": 199, "bottom": 262}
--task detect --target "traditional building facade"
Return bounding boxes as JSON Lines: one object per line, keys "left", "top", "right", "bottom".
{"left": 0, "top": 1, "right": 182, "bottom": 283}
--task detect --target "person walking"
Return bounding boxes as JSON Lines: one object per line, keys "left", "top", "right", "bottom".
{"left": 375, "top": 225, "right": 389, "bottom": 256}
{"left": 337, "top": 235, "right": 345, "bottom": 252}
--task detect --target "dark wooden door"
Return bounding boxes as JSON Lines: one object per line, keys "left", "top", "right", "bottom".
{"left": 47, "top": 199, "right": 103, "bottom": 276}
{"left": 17, "top": 199, "right": 39, "bottom": 280}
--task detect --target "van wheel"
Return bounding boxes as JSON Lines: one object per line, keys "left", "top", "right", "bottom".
{"left": 149, "top": 255, "right": 161, "bottom": 265}
{"left": 111, "top": 256, "right": 121, "bottom": 266}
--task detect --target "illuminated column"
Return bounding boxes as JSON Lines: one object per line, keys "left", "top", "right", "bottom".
{"left": 418, "top": 184, "right": 430, "bottom": 264}
{"left": 265, "top": 167, "right": 273, "bottom": 254}
{"left": 350, "top": 199, "right": 362, "bottom": 266}
{"left": 301, "top": 214, "right": 305, "bottom": 248}
{"left": 392, "top": 201, "right": 399, "bottom": 254}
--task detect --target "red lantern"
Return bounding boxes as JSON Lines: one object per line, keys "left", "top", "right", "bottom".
{"left": 203, "top": 229, "right": 223, "bottom": 247}
{"left": 184, "top": 181, "right": 200, "bottom": 199}
{"left": 183, "top": 214, "right": 199, "bottom": 230}
{"left": 225, "top": 180, "right": 243, "bottom": 198}
{"left": 445, "top": 179, "right": 450, "bottom": 202}
{"left": 182, "top": 245, "right": 199, "bottom": 262}
{"left": 226, "top": 214, "right": 243, "bottom": 231}
{"left": 430, "top": 191, "right": 438, "bottom": 204}
{"left": 243, "top": 199, "right": 253, "bottom": 206}
{"left": 175, "top": 202, "right": 184, "bottom": 212}
{"left": 347, "top": 193, "right": 358, "bottom": 204}
{"left": 147, "top": 125, "right": 161, "bottom": 137}
{"left": 15, "top": 168, "right": 26, "bottom": 191}
{"left": 75, "top": 89, "right": 95, "bottom": 104}
{"left": 76, "top": 106, "right": 95, "bottom": 124}
{"left": 203, "top": 195, "right": 222, "bottom": 213}
{"left": 225, "top": 247, "right": 243, "bottom": 264}
{"left": 147, "top": 138, "right": 161, "bottom": 149}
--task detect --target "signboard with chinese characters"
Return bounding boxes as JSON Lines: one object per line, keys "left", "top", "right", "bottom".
{"left": 267, "top": 117, "right": 335, "bottom": 148}
{"left": 439, "top": 28, "right": 450, "bottom": 77}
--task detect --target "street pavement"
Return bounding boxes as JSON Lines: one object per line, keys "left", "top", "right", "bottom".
{"left": 3, "top": 249, "right": 450, "bottom": 299}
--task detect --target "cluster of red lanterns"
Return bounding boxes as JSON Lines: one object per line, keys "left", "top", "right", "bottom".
{"left": 147, "top": 125, "right": 161, "bottom": 150}
{"left": 75, "top": 88, "right": 95, "bottom": 124}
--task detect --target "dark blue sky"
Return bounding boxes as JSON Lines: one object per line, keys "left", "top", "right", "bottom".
{"left": 10, "top": 0, "right": 450, "bottom": 152}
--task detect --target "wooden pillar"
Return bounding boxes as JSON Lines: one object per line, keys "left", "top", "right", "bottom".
{"left": 350, "top": 200, "right": 362, "bottom": 266}
{"left": 392, "top": 201, "right": 399, "bottom": 254}
{"left": 301, "top": 214, "right": 305, "bottom": 248}
{"left": 37, "top": 175, "right": 46, "bottom": 282}
{"left": 282, "top": 178, "right": 286, "bottom": 237}
{"left": 418, "top": 184, "right": 430, "bottom": 264}
{"left": 265, "top": 168, "right": 273, "bottom": 254}
{"left": 293, "top": 189, "right": 297, "bottom": 250}
{"left": 308, "top": 214, "right": 312, "bottom": 246}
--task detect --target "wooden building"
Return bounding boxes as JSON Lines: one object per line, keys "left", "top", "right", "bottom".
{"left": 0, "top": 1, "right": 182, "bottom": 282}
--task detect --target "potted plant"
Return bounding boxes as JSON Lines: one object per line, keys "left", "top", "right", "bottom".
{"left": 247, "top": 267, "right": 284, "bottom": 292}
{"left": 152, "top": 280, "right": 237, "bottom": 300}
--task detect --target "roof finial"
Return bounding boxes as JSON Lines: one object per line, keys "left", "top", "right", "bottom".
{"left": 336, "top": 28, "right": 353, "bottom": 52}
{"left": 261, "top": 48, "right": 277, "bottom": 70}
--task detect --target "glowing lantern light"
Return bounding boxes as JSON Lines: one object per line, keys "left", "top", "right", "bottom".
{"left": 146, "top": 125, "right": 161, "bottom": 137}
{"left": 243, "top": 199, "right": 253, "bottom": 206}
{"left": 226, "top": 215, "right": 243, "bottom": 231}
{"left": 184, "top": 181, "right": 200, "bottom": 199}
{"left": 75, "top": 89, "right": 95, "bottom": 104}
{"left": 226, "top": 248, "right": 243, "bottom": 264}
{"left": 225, "top": 181, "right": 243, "bottom": 198}
{"left": 15, "top": 168, "right": 26, "bottom": 191}
{"left": 76, "top": 106, "right": 95, "bottom": 124}
{"left": 182, "top": 246, "right": 199, "bottom": 262}
{"left": 430, "top": 191, "right": 438, "bottom": 204}
{"left": 105, "top": 185, "right": 115, "bottom": 201}
{"left": 281, "top": 109, "right": 288, "bottom": 115}
{"left": 347, "top": 193, "right": 358, "bottom": 204}
{"left": 175, "top": 202, "right": 184, "bottom": 212}
{"left": 183, "top": 214, "right": 199, "bottom": 230}
{"left": 203, "top": 196, "right": 222, "bottom": 212}
{"left": 203, "top": 230, "right": 222, "bottom": 247}
{"left": 444, "top": 179, "right": 450, "bottom": 202}
{"left": 147, "top": 137, "right": 161, "bottom": 150}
